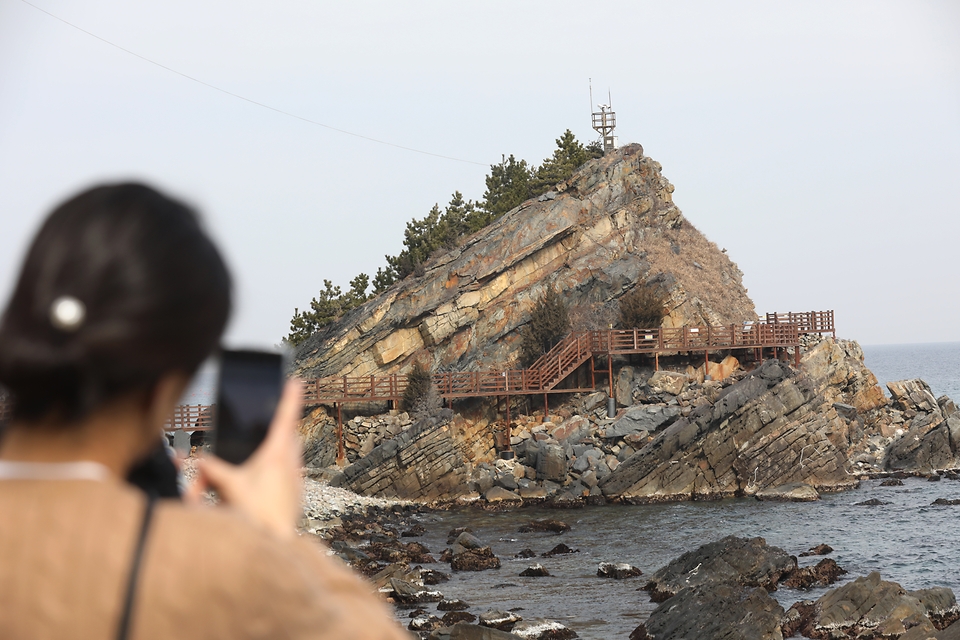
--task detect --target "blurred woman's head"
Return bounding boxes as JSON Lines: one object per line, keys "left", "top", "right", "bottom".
{"left": 0, "top": 182, "right": 231, "bottom": 423}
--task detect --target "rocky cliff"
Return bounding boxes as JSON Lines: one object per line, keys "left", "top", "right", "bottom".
{"left": 599, "top": 338, "right": 889, "bottom": 502}
{"left": 293, "top": 144, "right": 756, "bottom": 378}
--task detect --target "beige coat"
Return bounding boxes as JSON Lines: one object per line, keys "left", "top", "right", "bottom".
{"left": 0, "top": 478, "right": 410, "bottom": 639}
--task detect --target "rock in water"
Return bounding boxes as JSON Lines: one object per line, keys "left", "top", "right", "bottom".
{"left": 511, "top": 619, "right": 579, "bottom": 639}
{"left": 541, "top": 543, "right": 579, "bottom": 557}
{"left": 441, "top": 611, "right": 477, "bottom": 626}
{"left": 642, "top": 535, "right": 796, "bottom": 602}
{"left": 632, "top": 583, "right": 785, "bottom": 640}
{"left": 798, "top": 543, "right": 834, "bottom": 557}
{"left": 478, "top": 610, "right": 522, "bottom": 631}
{"left": 518, "top": 519, "right": 570, "bottom": 534}
{"left": 294, "top": 145, "right": 755, "bottom": 381}
{"left": 408, "top": 614, "right": 443, "bottom": 632}
{"left": 437, "top": 622, "right": 521, "bottom": 639}
{"left": 755, "top": 482, "right": 820, "bottom": 502}
{"left": 597, "top": 562, "right": 643, "bottom": 579}
{"left": 780, "top": 558, "right": 847, "bottom": 589}
{"left": 421, "top": 569, "right": 450, "bottom": 585}
{"left": 519, "top": 564, "right": 551, "bottom": 577}
{"left": 388, "top": 578, "right": 444, "bottom": 604}
{"left": 451, "top": 547, "right": 501, "bottom": 572}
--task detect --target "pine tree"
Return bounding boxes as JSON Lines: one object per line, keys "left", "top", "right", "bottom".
{"left": 480, "top": 154, "right": 532, "bottom": 222}
{"left": 530, "top": 130, "right": 593, "bottom": 194}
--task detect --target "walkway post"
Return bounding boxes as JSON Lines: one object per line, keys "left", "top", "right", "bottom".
{"left": 607, "top": 355, "right": 613, "bottom": 398}
{"left": 336, "top": 402, "right": 344, "bottom": 464}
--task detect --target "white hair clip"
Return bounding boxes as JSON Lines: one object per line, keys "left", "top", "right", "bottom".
{"left": 50, "top": 296, "right": 86, "bottom": 332}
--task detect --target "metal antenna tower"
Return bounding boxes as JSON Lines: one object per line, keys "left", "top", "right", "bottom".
{"left": 590, "top": 80, "right": 617, "bottom": 154}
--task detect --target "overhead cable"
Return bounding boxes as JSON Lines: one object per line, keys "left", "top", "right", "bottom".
{"left": 18, "top": 0, "right": 489, "bottom": 167}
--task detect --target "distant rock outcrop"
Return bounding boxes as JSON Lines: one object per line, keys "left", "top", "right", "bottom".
{"left": 883, "top": 379, "right": 960, "bottom": 472}
{"left": 293, "top": 144, "right": 755, "bottom": 379}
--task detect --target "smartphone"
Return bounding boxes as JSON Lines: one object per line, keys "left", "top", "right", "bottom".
{"left": 213, "top": 349, "right": 285, "bottom": 465}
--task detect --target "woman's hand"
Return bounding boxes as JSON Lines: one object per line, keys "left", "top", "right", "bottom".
{"left": 186, "top": 379, "right": 304, "bottom": 540}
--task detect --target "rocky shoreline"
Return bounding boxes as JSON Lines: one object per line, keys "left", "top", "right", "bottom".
{"left": 297, "top": 335, "right": 960, "bottom": 512}
{"left": 297, "top": 482, "right": 960, "bottom": 639}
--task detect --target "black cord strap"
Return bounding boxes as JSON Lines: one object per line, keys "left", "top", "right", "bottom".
{"left": 116, "top": 496, "right": 156, "bottom": 640}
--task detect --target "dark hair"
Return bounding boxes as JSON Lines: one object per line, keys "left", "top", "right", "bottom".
{"left": 0, "top": 183, "right": 231, "bottom": 422}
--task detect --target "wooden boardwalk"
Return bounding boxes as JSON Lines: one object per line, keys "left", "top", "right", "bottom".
{"left": 0, "top": 310, "right": 833, "bottom": 433}
{"left": 160, "top": 310, "right": 832, "bottom": 431}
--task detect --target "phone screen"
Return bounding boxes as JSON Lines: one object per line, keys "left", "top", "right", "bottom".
{"left": 213, "top": 349, "right": 284, "bottom": 464}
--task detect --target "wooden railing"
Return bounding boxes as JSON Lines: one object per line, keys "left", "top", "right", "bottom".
{"left": 307, "top": 318, "right": 807, "bottom": 403}
{"left": 433, "top": 369, "right": 545, "bottom": 396}
{"left": 301, "top": 374, "right": 408, "bottom": 403}
{"left": 0, "top": 311, "right": 832, "bottom": 430}
{"left": 531, "top": 331, "right": 593, "bottom": 391}
{"left": 167, "top": 404, "right": 215, "bottom": 431}
{"left": 765, "top": 310, "right": 835, "bottom": 335}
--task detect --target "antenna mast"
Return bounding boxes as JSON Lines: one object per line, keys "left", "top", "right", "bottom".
{"left": 590, "top": 84, "right": 617, "bottom": 154}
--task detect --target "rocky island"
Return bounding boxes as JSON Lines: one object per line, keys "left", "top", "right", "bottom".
{"left": 287, "top": 144, "right": 960, "bottom": 639}
{"left": 293, "top": 145, "right": 958, "bottom": 506}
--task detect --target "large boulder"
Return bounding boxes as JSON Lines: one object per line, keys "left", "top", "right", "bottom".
{"left": 642, "top": 536, "right": 796, "bottom": 602}
{"left": 889, "top": 379, "right": 941, "bottom": 414}
{"left": 647, "top": 371, "right": 687, "bottom": 396}
{"left": 885, "top": 420, "right": 956, "bottom": 472}
{"left": 536, "top": 444, "right": 567, "bottom": 482}
{"left": 786, "top": 572, "right": 959, "bottom": 639}
{"left": 429, "top": 622, "right": 522, "bottom": 640}
{"left": 604, "top": 405, "right": 680, "bottom": 438}
{"left": 511, "top": 619, "right": 578, "bottom": 639}
{"left": 451, "top": 547, "right": 501, "bottom": 572}
{"left": 632, "top": 583, "right": 785, "bottom": 640}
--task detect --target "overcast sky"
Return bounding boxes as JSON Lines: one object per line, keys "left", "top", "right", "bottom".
{"left": 1, "top": 0, "right": 957, "bottom": 347}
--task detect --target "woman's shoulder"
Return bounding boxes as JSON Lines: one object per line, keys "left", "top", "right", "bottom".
{"left": 143, "top": 501, "right": 409, "bottom": 639}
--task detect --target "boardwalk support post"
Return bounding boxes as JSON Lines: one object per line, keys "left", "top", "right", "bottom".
{"left": 607, "top": 354, "right": 613, "bottom": 399}
{"left": 335, "top": 402, "right": 344, "bottom": 465}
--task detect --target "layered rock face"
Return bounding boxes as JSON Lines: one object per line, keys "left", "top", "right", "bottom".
{"left": 328, "top": 412, "right": 497, "bottom": 501}
{"left": 294, "top": 144, "right": 756, "bottom": 379}
{"left": 599, "top": 338, "right": 887, "bottom": 502}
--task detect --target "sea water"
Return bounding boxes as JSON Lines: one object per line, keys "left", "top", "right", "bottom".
{"left": 409, "top": 479, "right": 960, "bottom": 639}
